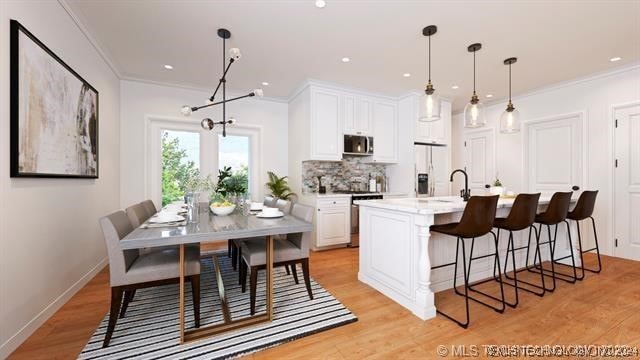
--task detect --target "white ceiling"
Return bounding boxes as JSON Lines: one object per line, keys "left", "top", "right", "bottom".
{"left": 66, "top": 0, "right": 640, "bottom": 111}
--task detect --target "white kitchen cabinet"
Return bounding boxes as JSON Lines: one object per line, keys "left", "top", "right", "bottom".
{"left": 344, "top": 96, "right": 373, "bottom": 136}
{"left": 342, "top": 94, "right": 357, "bottom": 134}
{"left": 415, "top": 100, "right": 451, "bottom": 145}
{"left": 372, "top": 99, "right": 398, "bottom": 163}
{"left": 315, "top": 197, "right": 351, "bottom": 248}
{"left": 310, "top": 88, "right": 342, "bottom": 161}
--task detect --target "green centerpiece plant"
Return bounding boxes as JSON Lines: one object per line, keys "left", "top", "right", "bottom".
{"left": 265, "top": 171, "right": 295, "bottom": 200}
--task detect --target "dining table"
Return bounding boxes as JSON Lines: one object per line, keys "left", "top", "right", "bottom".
{"left": 120, "top": 203, "right": 314, "bottom": 344}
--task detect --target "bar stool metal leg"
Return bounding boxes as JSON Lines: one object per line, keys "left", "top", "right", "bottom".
{"left": 436, "top": 237, "right": 471, "bottom": 329}
{"left": 466, "top": 232, "right": 506, "bottom": 313}
{"left": 500, "top": 225, "right": 546, "bottom": 297}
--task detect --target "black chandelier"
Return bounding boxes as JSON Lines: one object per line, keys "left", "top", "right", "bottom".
{"left": 180, "top": 28, "right": 263, "bottom": 137}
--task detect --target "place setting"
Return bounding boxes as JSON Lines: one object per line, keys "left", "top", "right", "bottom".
{"left": 141, "top": 205, "right": 187, "bottom": 228}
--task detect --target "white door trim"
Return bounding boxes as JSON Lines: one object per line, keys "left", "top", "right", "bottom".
{"left": 610, "top": 101, "right": 640, "bottom": 258}
{"left": 521, "top": 111, "right": 587, "bottom": 193}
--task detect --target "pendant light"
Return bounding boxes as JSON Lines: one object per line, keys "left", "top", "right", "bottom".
{"left": 463, "top": 43, "right": 485, "bottom": 128}
{"left": 499, "top": 57, "right": 520, "bottom": 133}
{"left": 418, "top": 25, "right": 441, "bottom": 122}
{"left": 180, "top": 28, "right": 263, "bottom": 137}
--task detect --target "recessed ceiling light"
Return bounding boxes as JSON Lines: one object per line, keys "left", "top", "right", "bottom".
{"left": 610, "top": 56, "right": 622, "bottom": 62}
{"left": 403, "top": 73, "right": 411, "bottom": 77}
{"left": 341, "top": 57, "right": 350, "bottom": 63}
{"left": 261, "top": 82, "right": 269, "bottom": 86}
{"left": 315, "top": 0, "right": 326, "bottom": 8}
{"left": 163, "top": 64, "right": 173, "bottom": 70}
{"left": 486, "top": 94, "right": 493, "bottom": 98}
{"left": 451, "top": 85, "right": 459, "bottom": 89}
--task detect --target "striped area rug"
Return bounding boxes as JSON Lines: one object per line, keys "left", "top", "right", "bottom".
{"left": 79, "top": 252, "right": 357, "bottom": 359}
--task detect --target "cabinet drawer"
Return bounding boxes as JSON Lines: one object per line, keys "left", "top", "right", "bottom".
{"left": 317, "top": 197, "right": 350, "bottom": 208}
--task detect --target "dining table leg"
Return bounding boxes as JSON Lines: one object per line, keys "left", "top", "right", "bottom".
{"left": 266, "top": 235, "right": 273, "bottom": 320}
{"left": 179, "top": 235, "right": 275, "bottom": 343}
{"left": 179, "top": 243, "right": 185, "bottom": 344}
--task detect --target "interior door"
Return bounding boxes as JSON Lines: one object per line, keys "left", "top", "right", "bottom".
{"left": 524, "top": 113, "right": 583, "bottom": 193}
{"left": 464, "top": 128, "right": 495, "bottom": 193}
{"left": 614, "top": 104, "right": 640, "bottom": 260}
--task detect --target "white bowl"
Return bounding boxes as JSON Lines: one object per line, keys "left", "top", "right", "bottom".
{"left": 210, "top": 204, "right": 236, "bottom": 216}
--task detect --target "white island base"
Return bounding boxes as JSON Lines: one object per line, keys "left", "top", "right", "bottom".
{"left": 356, "top": 196, "right": 578, "bottom": 320}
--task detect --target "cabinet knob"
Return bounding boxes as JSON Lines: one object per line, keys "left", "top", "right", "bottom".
{"left": 333, "top": 201, "right": 336, "bottom": 204}
{"left": 318, "top": 208, "right": 321, "bottom": 212}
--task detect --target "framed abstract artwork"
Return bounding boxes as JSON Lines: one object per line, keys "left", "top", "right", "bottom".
{"left": 10, "top": 20, "right": 99, "bottom": 178}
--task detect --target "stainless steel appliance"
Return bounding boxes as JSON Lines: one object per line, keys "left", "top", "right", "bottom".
{"left": 349, "top": 193, "right": 383, "bottom": 247}
{"left": 344, "top": 135, "right": 374, "bottom": 156}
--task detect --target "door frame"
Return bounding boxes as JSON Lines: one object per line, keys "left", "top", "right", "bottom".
{"left": 144, "top": 114, "right": 263, "bottom": 206}
{"left": 521, "top": 111, "right": 587, "bottom": 193}
{"left": 611, "top": 101, "right": 640, "bottom": 258}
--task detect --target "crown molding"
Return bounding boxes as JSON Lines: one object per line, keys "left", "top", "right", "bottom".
{"left": 454, "top": 62, "right": 640, "bottom": 115}
{"left": 57, "top": 0, "right": 123, "bottom": 78}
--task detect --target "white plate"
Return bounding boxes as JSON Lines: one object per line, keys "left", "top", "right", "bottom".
{"left": 256, "top": 211, "right": 285, "bottom": 218}
{"left": 149, "top": 214, "right": 185, "bottom": 223}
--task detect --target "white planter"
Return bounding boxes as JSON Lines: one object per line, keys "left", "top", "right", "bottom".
{"left": 489, "top": 186, "right": 504, "bottom": 196}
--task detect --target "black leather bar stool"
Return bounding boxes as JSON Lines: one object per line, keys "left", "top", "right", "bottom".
{"left": 471, "top": 193, "right": 541, "bottom": 308}
{"left": 566, "top": 190, "right": 601, "bottom": 278}
{"left": 526, "top": 191, "right": 575, "bottom": 292}
{"left": 430, "top": 195, "right": 503, "bottom": 328}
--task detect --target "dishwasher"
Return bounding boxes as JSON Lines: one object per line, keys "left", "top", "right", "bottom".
{"left": 349, "top": 194, "right": 383, "bottom": 247}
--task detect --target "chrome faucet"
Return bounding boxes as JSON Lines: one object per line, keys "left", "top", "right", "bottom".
{"left": 450, "top": 169, "right": 470, "bottom": 201}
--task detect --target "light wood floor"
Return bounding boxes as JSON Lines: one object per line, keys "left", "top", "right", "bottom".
{"left": 9, "top": 245, "right": 640, "bottom": 359}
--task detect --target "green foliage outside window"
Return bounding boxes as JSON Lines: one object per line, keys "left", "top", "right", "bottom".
{"left": 161, "top": 133, "right": 200, "bottom": 206}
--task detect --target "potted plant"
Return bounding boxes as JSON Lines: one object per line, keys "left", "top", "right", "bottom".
{"left": 266, "top": 171, "right": 295, "bottom": 200}
{"left": 489, "top": 175, "right": 504, "bottom": 196}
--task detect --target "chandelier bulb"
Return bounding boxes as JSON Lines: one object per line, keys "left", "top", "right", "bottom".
{"left": 201, "top": 118, "right": 215, "bottom": 131}
{"left": 253, "top": 88, "right": 264, "bottom": 97}
{"left": 229, "top": 48, "right": 242, "bottom": 61}
{"left": 180, "top": 105, "right": 193, "bottom": 116}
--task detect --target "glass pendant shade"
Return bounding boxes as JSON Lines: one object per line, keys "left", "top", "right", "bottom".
{"left": 463, "top": 99, "right": 485, "bottom": 128}
{"left": 500, "top": 107, "right": 520, "bottom": 133}
{"left": 418, "top": 92, "right": 441, "bottom": 122}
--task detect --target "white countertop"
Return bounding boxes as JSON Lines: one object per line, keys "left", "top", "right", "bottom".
{"left": 354, "top": 195, "right": 571, "bottom": 215}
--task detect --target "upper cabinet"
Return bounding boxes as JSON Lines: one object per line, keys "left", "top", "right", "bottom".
{"left": 310, "top": 88, "right": 342, "bottom": 161}
{"left": 372, "top": 98, "right": 398, "bottom": 163}
{"left": 288, "top": 83, "right": 400, "bottom": 165}
{"left": 343, "top": 96, "right": 372, "bottom": 136}
{"left": 415, "top": 100, "right": 451, "bottom": 145}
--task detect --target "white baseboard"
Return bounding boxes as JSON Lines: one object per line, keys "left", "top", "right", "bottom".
{"left": 0, "top": 257, "right": 108, "bottom": 359}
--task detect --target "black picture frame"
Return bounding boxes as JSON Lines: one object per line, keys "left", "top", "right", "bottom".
{"left": 10, "top": 19, "right": 99, "bottom": 178}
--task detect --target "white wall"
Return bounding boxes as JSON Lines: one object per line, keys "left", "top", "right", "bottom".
{"left": 120, "top": 80, "right": 288, "bottom": 208}
{"left": 451, "top": 65, "right": 640, "bottom": 256}
{"left": 0, "top": 1, "right": 121, "bottom": 357}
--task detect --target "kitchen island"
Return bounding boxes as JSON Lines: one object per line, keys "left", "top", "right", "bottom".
{"left": 355, "top": 195, "right": 578, "bottom": 320}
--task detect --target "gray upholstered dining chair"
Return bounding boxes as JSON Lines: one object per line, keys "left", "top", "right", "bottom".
{"left": 99, "top": 211, "right": 201, "bottom": 347}
{"left": 125, "top": 203, "right": 149, "bottom": 228}
{"left": 140, "top": 199, "right": 157, "bottom": 216}
{"left": 229, "top": 197, "right": 292, "bottom": 270}
{"left": 263, "top": 196, "right": 278, "bottom": 208}
{"left": 239, "top": 203, "right": 314, "bottom": 315}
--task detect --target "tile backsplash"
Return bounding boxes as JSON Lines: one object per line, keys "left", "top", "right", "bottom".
{"left": 302, "top": 156, "right": 387, "bottom": 193}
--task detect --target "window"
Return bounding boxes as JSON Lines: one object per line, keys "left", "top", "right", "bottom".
{"left": 149, "top": 117, "right": 260, "bottom": 206}
{"left": 218, "top": 134, "right": 250, "bottom": 195}
{"left": 161, "top": 130, "right": 200, "bottom": 206}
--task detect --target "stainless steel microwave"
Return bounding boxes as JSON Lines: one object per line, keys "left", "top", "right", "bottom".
{"left": 343, "top": 135, "right": 373, "bottom": 156}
